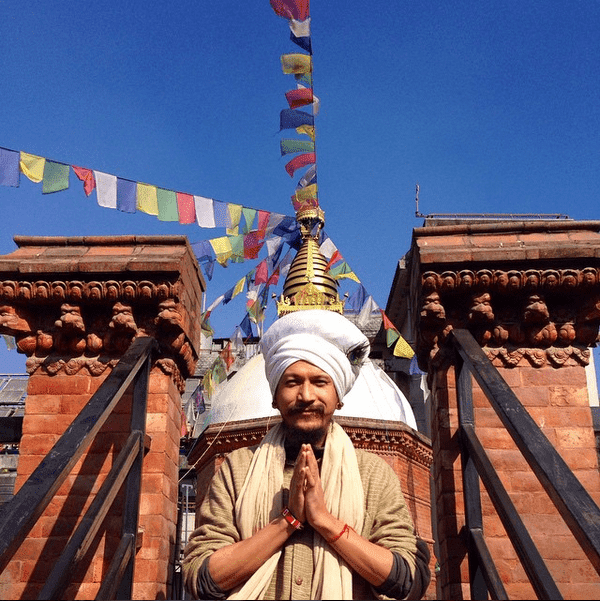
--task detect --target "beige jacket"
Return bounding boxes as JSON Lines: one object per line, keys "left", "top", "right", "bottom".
{"left": 183, "top": 446, "right": 419, "bottom": 600}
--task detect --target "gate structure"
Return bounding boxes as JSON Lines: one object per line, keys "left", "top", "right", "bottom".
{"left": 387, "top": 219, "right": 600, "bottom": 599}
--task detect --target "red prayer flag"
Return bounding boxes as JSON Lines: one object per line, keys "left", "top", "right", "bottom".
{"left": 325, "top": 250, "right": 343, "bottom": 271}
{"left": 255, "top": 259, "right": 268, "bottom": 285}
{"left": 257, "top": 210, "right": 270, "bottom": 237}
{"left": 285, "top": 87, "right": 314, "bottom": 109}
{"left": 285, "top": 152, "right": 316, "bottom": 178}
{"left": 380, "top": 310, "right": 398, "bottom": 332}
{"left": 243, "top": 231, "right": 264, "bottom": 259}
{"left": 268, "top": 267, "right": 280, "bottom": 286}
{"left": 270, "top": 0, "right": 309, "bottom": 20}
{"left": 72, "top": 165, "right": 96, "bottom": 196}
{"left": 176, "top": 192, "right": 196, "bottom": 224}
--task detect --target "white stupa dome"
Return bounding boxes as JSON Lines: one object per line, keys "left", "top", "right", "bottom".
{"left": 199, "top": 353, "right": 417, "bottom": 432}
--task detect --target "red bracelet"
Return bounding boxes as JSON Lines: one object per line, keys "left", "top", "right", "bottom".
{"left": 327, "top": 523, "right": 354, "bottom": 544}
{"left": 281, "top": 507, "right": 303, "bottom": 530}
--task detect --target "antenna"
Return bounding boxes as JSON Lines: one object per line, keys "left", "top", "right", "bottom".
{"left": 414, "top": 183, "right": 424, "bottom": 217}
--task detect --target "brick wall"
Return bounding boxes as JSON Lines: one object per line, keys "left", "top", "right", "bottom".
{"left": 0, "top": 368, "right": 182, "bottom": 600}
{"left": 431, "top": 362, "right": 600, "bottom": 600}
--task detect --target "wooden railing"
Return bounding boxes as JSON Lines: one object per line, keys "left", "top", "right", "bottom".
{"left": 0, "top": 337, "right": 157, "bottom": 600}
{"left": 451, "top": 328, "right": 600, "bottom": 600}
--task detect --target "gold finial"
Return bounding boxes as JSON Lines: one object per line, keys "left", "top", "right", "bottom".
{"left": 276, "top": 207, "right": 345, "bottom": 316}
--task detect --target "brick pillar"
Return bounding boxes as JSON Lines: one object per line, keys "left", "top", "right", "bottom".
{"left": 0, "top": 236, "right": 205, "bottom": 600}
{"left": 391, "top": 220, "right": 600, "bottom": 599}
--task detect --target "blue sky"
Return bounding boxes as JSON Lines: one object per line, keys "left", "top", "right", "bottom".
{"left": 2, "top": 1, "right": 600, "bottom": 374}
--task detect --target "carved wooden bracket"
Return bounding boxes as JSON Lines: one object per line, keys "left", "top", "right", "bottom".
{"left": 417, "top": 267, "right": 599, "bottom": 369}
{"left": 0, "top": 278, "right": 196, "bottom": 388}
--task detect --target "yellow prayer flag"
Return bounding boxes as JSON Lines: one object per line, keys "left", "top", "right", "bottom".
{"left": 281, "top": 53, "right": 312, "bottom": 75}
{"left": 226, "top": 204, "right": 243, "bottom": 235}
{"left": 209, "top": 236, "right": 233, "bottom": 266}
{"left": 334, "top": 271, "right": 361, "bottom": 284}
{"left": 232, "top": 276, "right": 245, "bottom": 298}
{"left": 20, "top": 152, "right": 46, "bottom": 183}
{"left": 295, "top": 184, "right": 318, "bottom": 202}
{"left": 137, "top": 183, "right": 158, "bottom": 215}
{"left": 393, "top": 336, "right": 415, "bottom": 359}
{"left": 296, "top": 125, "right": 315, "bottom": 141}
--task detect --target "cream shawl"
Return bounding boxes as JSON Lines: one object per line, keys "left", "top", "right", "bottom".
{"left": 228, "top": 421, "right": 364, "bottom": 600}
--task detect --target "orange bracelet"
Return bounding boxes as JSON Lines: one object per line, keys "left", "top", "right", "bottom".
{"left": 281, "top": 507, "right": 304, "bottom": 530}
{"left": 327, "top": 523, "right": 354, "bottom": 544}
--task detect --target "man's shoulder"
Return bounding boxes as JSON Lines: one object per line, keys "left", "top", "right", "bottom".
{"left": 355, "top": 448, "right": 398, "bottom": 479}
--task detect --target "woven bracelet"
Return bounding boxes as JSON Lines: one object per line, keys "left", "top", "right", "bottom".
{"left": 281, "top": 507, "right": 304, "bottom": 530}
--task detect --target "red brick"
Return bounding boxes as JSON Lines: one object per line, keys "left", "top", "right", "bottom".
{"left": 555, "top": 426, "right": 596, "bottom": 448}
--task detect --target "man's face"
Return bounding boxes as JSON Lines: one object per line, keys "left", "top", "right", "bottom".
{"left": 274, "top": 360, "right": 339, "bottom": 443}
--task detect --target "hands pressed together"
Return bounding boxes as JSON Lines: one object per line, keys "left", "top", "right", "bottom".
{"left": 287, "top": 444, "right": 330, "bottom": 530}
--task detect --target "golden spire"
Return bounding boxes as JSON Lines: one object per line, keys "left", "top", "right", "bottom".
{"left": 276, "top": 206, "right": 345, "bottom": 316}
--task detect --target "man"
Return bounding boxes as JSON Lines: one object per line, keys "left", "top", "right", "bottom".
{"left": 183, "top": 310, "right": 430, "bottom": 599}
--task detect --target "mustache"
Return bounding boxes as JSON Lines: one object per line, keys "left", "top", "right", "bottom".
{"left": 288, "top": 405, "right": 324, "bottom": 415}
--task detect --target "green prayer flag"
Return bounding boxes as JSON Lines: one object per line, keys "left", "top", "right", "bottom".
{"left": 157, "top": 188, "right": 179, "bottom": 221}
{"left": 386, "top": 327, "right": 400, "bottom": 348}
{"left": 42, "top": 161, "right": 69, "bottom": 194}
{"left": 242, "top": 208, "right": 256, "bottom": 234}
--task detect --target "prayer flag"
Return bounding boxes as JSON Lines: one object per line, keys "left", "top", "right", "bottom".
{"left": 212, "top": 201, "right": 229, "bottom": 227}
{"left": 20, "top": 152, "right": 45, "bottom": 183}
{"left": 203, "top": 259, "right": 215, "bottom": 281}
{"left": 268, "top": 267, "right": 280, "bottom": 286}
{"left": 232, "top": 276, "right": 246, "bottom": 298}
{"left": 290, "top": 32, "right": 312, "bottom": 53}
{"left": 381, "top": 310, "right": 397, "bottom": 332}
{"left": 329, "top": 262, "right": 360, "bottom": 283}
{"left": 72, "top": 166, "right": 96, "bottom": 196}
{"left": 295, "top": 72, "right": 312, "bottom": 87}
{"left": 393, "top": 336, "right": 415, "bottom": 359}
{"left": 409, "top": 355, "right": 426, "bottom": 375}
{"left": 357, "top": 296, "right": 380, "bottom": 328}
{"left": 117, "top": 178, "right": 136, "bottom": 213}
{"left": 257, "top": 210, "right": 270, "bottom": 236}
{"left": 194, "top": 196, "right": 215, "bottom": 228}
{"left": 270, "top": 0, "right": 309, "bottom": 21}
{"left": 240, "top": 313, "right": 254, "bottom": 337}
{"left": 42, "top": 161, "right": 69, "bottom": 194}
{"left": 191, "top": 240, "right": 213, "bottom": 262}
{"left": 285, "top": 152, "right": 316, "bottom": 177}
{"left": 157, "top": 189, "right": 179, "bottom": 221}
{"left": 289, "top": 18, "right": 312, "bottom": 53}
{"left": 177, "top": 192, "right": 196, "bottom": 224}
{"left": 94, "top": 171, "right": 117, "bottom": 208}
{"left": 319, "top": 236, "right": 337, "bottom": 260}
{"left": 209, "top": 236, "right": 233, "bottom": 266}
{"left": 281, "top": 53, "right": 312, "bottom": 75}
{"left": 0, "top": 148, "right": 20, "bottom": 187}
{"left": 242, "top": 208, "right": 256, "bottom": 233}
{"left": 137, "top": 183, "right": 158, "bottom": 215}
{"left": 280, "top": 139, "right": 315, "bottom": 156}
{"left": 220, "top": 342, "right": 235, "bottom": 370}
{"left": 386, "top": 327, "right": 400, "bottom": 348}
{"left": 228, "top": 234, "right": 244, "bottom": 260}
{"left": 296, "top": 124, "right": 315, "bottom": 141}
{"left": 345, "top": 284, "right": 368, "bottom": 313}
{"left": 266, "top": 213, "right": 286, "bottom": 234}
{"left": 206, "top": 294, "right": 225, "bottom": 313}
{"left": 255, "top": 259, "right": 268, "bottom": 285}
{"left": 280, "top": 109, "right": 314, "bottom": 131}
{"left": 243, "top": 231, "right": 264, "bottom": 259}
{"left": 285, "top": 87, "right": 314, "bottom": 109}
{"left": 325, "top": 250, "right": 342, "bottom": 270}
{"left": 298, "top": 164, "right": 317, "bottom": 187}
{"left": 279, "top": 249, "right": 294, "bottom": 280}
{"left": 226, "top": 204, "right": 242, "bottom": 235}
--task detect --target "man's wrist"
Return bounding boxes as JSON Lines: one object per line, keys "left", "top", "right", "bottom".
{"left": 311, "top": 512, "right": 343, "bottom": 539}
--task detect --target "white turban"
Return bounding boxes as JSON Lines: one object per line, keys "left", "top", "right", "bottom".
{"left": 260, "top": 310, "right": 370, "bottom": 402}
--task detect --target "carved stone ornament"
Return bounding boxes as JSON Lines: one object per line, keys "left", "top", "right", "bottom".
{"left": 0, "top": 278, "right": 194, "bottom": 389}
{"left": 417, "top": 267, "right": 600, "bottom": 369}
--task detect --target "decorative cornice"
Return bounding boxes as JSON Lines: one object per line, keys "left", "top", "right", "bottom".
{"left": 0, "top": 278, "right": 196, "bottom": 387}
{"left": 417, "top": 267, "right": 600, "bottom": 369}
